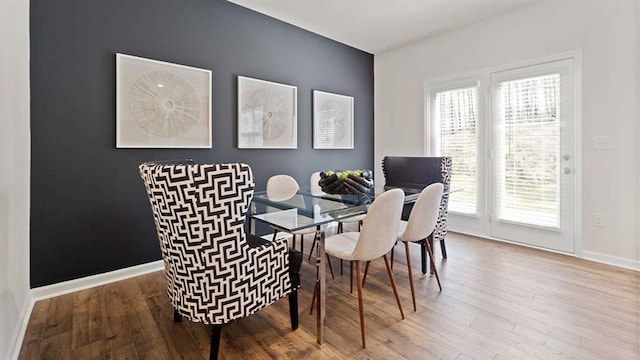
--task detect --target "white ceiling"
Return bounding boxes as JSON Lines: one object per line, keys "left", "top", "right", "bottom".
{"left": 228, "top": 0, "right": 539, "bottom": 54}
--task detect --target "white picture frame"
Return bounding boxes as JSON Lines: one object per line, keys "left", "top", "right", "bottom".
{"left": 237, "top": 76, "right": 297, "bottom": 149}
{"left": 116, "top": 53, "right": 212, "bottom": 148}
{"left": 313, "top": 90, "right": 354, "bottom": 149}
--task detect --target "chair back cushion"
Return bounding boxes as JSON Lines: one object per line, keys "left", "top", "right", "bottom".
{"left": 140, "top": 163, "right": 291, "bottom": 324}
{"left": 267, "top": 174, "right": 299, "bottom": 201}
{"left": 382, "top": 156, "right": 446, "bottom": 189}
{"left": 352, "top": 188, "right": 405, "bottom": 261}
{"left": 310, "top": 171, "right": 325, "bottom": 196}
{"left": 398, "top": 183, "right": 444, "bottom": 242}
{"left": 382, "top": 156, "right": 452, "bottom": 242}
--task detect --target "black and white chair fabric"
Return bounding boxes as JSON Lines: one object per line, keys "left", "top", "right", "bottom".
{"left": 139, "top": 162, "right": 300, "bottom": 360}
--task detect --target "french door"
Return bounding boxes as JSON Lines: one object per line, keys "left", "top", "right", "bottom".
{"left": 429, "top": 57, "right": 577, "bottom": 253}
{"left": 489, "top": 59, "right": 575, "bottom": 252}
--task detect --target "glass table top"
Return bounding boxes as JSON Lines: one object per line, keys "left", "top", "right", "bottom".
{"left": 250, "top": 187, "right": 423, "bottom": 232}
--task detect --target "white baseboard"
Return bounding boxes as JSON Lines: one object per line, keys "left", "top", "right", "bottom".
{"left": 582, "top": 250, "right": 640, "bottom": 272}
{"left": 9, "top": 260, "right": 164, "bottom": 359}
{"left": 31, "top": 260, "right": 164, "bottom": 301}
{"left": 450, "top": 230, "right": 640, "bottom": 272}
{"left": 8, "top": 292, "right": 33, "bottom": 360}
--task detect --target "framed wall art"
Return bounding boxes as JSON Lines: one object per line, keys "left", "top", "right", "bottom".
{"left": 116, "top": 53, "right": 212, "bottom": 148}
{"left": 313, "top": 90, "right": 354, "bottom": 149}
{"left": 237, "top": 76, "right": 297, "bottom": 149}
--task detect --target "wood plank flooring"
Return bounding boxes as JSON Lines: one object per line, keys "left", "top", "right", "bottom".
{"left": 19, "top": 233, "right": 640, "bottom": 359}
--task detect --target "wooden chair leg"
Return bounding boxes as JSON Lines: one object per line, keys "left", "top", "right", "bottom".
{"left": 326, "top": 254, "right": 335, "bottom": 279}
{"left": 404, "top": 242, "right": 417, "bottom": 311}
{"left": 289, "top": 290, "right": 299, "bottom": 329}
{"left": 383, "top": 255, "right": 405, "bottom": 320}
{"left": 390, "top": 246, "right": 395, "bottom": 270}
{"left": 272, "top": 229, "right": 279, "bottom": 242}
{"left": 350, "top": 261, "right": 354, "bottom": 293}
{"left": 308, "top": 231, "right": 319, "bottom": 260}
{"left": 428, "top": 236, "right": 435, "bottom": 275}
{"left": 362, "top": 261, "right": 370, "bottom": 287}
{"left": 420, "top": 239, "right": 427, "bottom": 274}
{"left": 210, "top": 325, "right": 222, "bottom": 360}
{"left": 173, "top": 309, "right": 182, "bottom": 323}
{"left": 355, "top": 261, "right": 366, "bottom": 348}
{"left": 425, "top": 240, "right": 442, "bottom": 291}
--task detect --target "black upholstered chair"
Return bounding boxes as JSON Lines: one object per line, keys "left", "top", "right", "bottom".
{"left": 139, "top": 162, "right": 300, "bottom": 360}
{"left": 382, "top": 156, "right": 452, "bottom": 274}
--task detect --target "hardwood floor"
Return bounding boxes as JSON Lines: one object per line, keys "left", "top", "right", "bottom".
{"left": 19, "top": 233, "right": 639, "bottom": 359}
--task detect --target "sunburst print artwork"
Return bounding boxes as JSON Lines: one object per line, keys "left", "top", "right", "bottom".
{"left": 238, "top": 76, "right": 297, "bottom": 149}
{"left": 313, "top": 90, "right": 354, "bottom": 149}
{"left": 116, "top": 53, "right": 211, "bottom": 148}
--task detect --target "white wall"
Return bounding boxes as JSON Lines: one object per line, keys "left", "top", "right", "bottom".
{"left": 375, "top": 0, "right": 639, "bottom": 267}
{"left": 0, "top": 0, "right": 31, "bottom": 358}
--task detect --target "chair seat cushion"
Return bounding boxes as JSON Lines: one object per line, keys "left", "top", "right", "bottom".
{"left": 397, "top": 221, "right": 409, "bottom": 242}
{"left": 325, "top": 232, "right": 359, "bottom": 261}
{"left": 397, "top": 220, "right": 435, "bottom": 243}
{"left": 246, "top": 233, "right": 271, "bottom": 247}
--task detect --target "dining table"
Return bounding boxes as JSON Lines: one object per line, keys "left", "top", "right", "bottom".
{"left": 249, "top": 186, "right": 424, "bottom": 345}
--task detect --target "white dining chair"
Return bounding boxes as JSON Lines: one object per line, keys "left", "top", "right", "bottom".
{"left": 310, "top": 171, "right": 324, "bottom": 196}
{"left": 266, "top": 174, "right": 299, "bottom": 202}
{"left": 397, "top": 183, "right": 444, "bottom": 311}
{"left": 322, "top": 188, "right": 406, "bottom": 348}
{"left": 307, "top": 172, "right": 339, "bottom": 261}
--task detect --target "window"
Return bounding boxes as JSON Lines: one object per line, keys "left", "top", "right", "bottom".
{"left": 430, "top": 85, "right": 479, "bottom": 215}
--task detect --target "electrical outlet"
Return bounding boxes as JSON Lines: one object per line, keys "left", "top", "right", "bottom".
{"left": 593, "top": 136, "right": 612, "bottom": 150}
{"left": 592, "top": 213, "right": 605, "bottom": 228}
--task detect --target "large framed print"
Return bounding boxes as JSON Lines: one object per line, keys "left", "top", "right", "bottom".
{"left": 116, "top": 53, "right": 212, "bottom": 148}
{"left": 238, "top": 76, "right": 297, "bottom": 149}
{"left": 313, "top": 90, "right": 354, "bottom": 149}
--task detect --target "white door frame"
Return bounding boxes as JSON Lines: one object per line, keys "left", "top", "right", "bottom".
{"left": 423, "top": 50, "right": 583, "bottom": 255}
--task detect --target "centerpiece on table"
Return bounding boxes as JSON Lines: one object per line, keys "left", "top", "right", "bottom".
{"left": 317, "top": 170, "right": 374, "bottom": 195}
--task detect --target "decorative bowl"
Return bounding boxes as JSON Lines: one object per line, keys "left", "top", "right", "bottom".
{"left": 318, "top": 170, "right": 374, "bottom": 195}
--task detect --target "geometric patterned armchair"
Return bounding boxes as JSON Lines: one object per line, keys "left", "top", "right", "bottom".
{"left": 139, "top": 162, "right": 300, "bottom": 360}
{"left": 382, "top": 156, "right": 452, "bottom": 274}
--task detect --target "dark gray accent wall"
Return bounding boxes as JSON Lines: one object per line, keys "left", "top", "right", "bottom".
{"left": 30, "top": 0, "right": 373, "bottom": 287}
